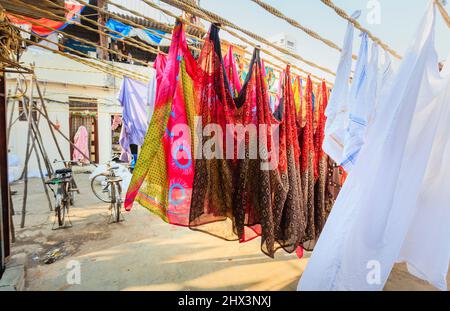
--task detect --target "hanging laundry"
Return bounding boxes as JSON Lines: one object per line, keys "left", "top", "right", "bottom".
{"left": 7, "top": 2, "right": 84, "bottom": 37}
{"left": 341, "top": 34, "right": 374, "bottom": 172}
{"left": 72, "top": 125, "right": 89, "bottom": 164}
{"left": 148, "top": 53, "right": 168, "bottom": 121}
{"left": 292, "top": 76, "right": 303, "bottom": 116}
{"left": 189, "top": 23, "right": 254, "bottom": 240}
{"left": 125, "top": 20, "right": 198, "bottom": 227}
{"left": 118, "top": 72, "right": 155, "bottom": 163}
{"left": 322, "top": 15, "right": 357, "bottom": 165}
{"left": 223, "top": 46, "right": 242, "bottom": 97}
{"left": 189, "top": 23, "right": 307, "bottom": 257}
{"left": 298, "top": 76, "right": 316, "bottom": 246}
{"left": 106, "top": 19, "right": 166, "bottom": 45}
{"left": 298, "top": 1, "right": 449, "bottom": 291}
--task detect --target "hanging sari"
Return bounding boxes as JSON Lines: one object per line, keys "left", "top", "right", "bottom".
{"left": 313, "top": 81, "right": 331, "bottom": 239}
{"left": 190, "top": 24, "right": 306, "bottom": 257}
{"left": 223, "top": 46, "right": 242, "bottom": 97}
{"left": 292, "top": 76, "right": 303, "bottom": 116}
{"left": 299, "top": 76, "right": 316, "bottom": 246}
{"left": 124, "top": 21, "right": 197, "bottom": 227}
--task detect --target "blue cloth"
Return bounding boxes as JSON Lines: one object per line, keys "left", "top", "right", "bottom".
{"left": 106, "top": 19, "right": 166, "bottom": 45}
{"left": 106, "top": 19, "right": 132, "bottom": 38}
{"left": 143, "top": 29, "right": 165, "bottom": 45}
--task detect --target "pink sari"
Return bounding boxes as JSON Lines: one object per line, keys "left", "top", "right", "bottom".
{"left": 72, "top": 126, "right": 89, "bottom": 164}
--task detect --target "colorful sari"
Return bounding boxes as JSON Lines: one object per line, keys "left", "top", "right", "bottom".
{"left": 223, "top": 46, "right": 242, "bottom": 97}
{"left": 190, "top": 24, "right": 306, "bottom": 257}
{"left": 124, "top": 21, "right": 197, "bottom": 227}
{"left": 299, "top": 76, "right": 316, "bottom": 246}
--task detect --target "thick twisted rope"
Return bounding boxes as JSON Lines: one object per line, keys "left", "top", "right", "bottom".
{"left": 7, "top": 11, "right": 152, "bottom": 67}
{"left": 141, "top": 0, "right": 332, "bottom": 84}
{"left": 435, "top": 0, "right": 450, "bottom": 28}
{"left": 11, "top": 21, "right": 149, "bottom": 82}
{"left": 0, "top": 7, "right": 23, "bottom": 69}
{"left": 23, "top": 37, "right": 149, "bottom": 82}
{"left": 320, "top": 0, "right": 402, "bottom": 59}
{"left": 76, "top": 0, "right": 204, "bottom": 53}
{"left": 161, "top": 0, "right": 336, "bottom": 76}
{"left": 251, "top": 0, "right": 357, "bottom": 60}
{"left": 13, "top": 0, "right": 163, "bottom": 56}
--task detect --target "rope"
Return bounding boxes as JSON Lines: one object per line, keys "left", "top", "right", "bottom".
{"left": 39, "top": 0, "right": 166, "bottom": 55}
{"left": 250, "top": 0, "right": 357, "bottom": 60}
{"left": 105, "top": 0, "right": 205, "bottom": 45}
{"left": 140, "top": 0, "right": 332, "bottom": 85}
{"left": 7, "top": 11, "right": 152, "bottom": 68}
{"left": 12, "top": 0, "right": 164, "bottom": 56}
{"left": 23, "top": 37, "right": 149, "bottom": 82}
{"left": 320, "top": 0, "right": 402, "bottom": 59}
{"left": 435, "top": 0, "right": 450, "bottom": 28}
{"left": 161, "top": 0, "right": 336, "bottom": 76}
{"left": 76, "top": 0, "right": 203, "bottom": 53}
{"left": 16, "top": 28, "right": 149, "bottom": 82}
{"left": 0, "top": 7, "right": 23, "bottom": 70}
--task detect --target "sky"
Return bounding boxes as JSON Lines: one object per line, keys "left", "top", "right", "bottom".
{"left": 197, "top": 0, "right": 450, "bottom": 81}
{"left": 114, "top": 0, "right": 450, "bottom": 82}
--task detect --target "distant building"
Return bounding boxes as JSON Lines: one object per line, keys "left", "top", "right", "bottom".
{"left": 268, "top": 33, "right": 298, "bottom": 64}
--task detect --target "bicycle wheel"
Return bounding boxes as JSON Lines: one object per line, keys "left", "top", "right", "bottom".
{"left": 56, "top": 188, "right": 65, "bottom": 227}
{"left": 91, "top": 174, "right": 112, "bottom": 203}
{"left": 114, "top": 184, "right": 121, "bottom": 223}
{"left": 68, "top": 180, "right": 74, "bottom": 206}
{"left": 109, "top": 182, "right": 119, "bottom": 223}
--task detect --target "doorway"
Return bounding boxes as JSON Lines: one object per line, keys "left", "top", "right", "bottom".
{"left": 69, "top": 97, "right": 99, "bottom": 164}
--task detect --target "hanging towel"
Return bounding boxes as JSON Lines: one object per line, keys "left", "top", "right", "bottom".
{"left": 298, "top": 1, "right": 449, "bottom": 291}
{"left": 341, "top": 38, "right": 378, "bottom": 172}
{"left": 72, "top": 125, "right": 89, "bottom": 164}
{"left": 322, "top": 18, "right": 356, "bottom": 165}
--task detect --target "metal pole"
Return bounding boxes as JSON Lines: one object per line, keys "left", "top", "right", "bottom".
{"left": 0, "top": 71, "right": 11, "bottom": 274}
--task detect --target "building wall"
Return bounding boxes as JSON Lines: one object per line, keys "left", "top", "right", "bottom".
{"left": 6, "top": 49, "right": 153, "bottom": 177}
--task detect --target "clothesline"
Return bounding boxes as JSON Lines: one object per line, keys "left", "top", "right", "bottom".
{"left": 320, "top": 0, "right": 402, "bottom": 59}
{"left": 13, "top": 0, "right": 164, "bottom": 56}
{"left": 160, "top": 0, "right": 336, "bottom": 76}
{"left": 145, "top": 0, "right": 333, "bottom": 84}
{"left": 120, "top": 0, "right": 332, "bottom": 85}
{"left": 22, "top": 36, "right": 150, "bottom": 82}
{"left": 250, "top": 0, "right": 358, "bottom": 60}
{"left": 8, "top": 11, "right": 152, "bottom": 68}
{"left": 435, "top": 0, "right": 450, "bottom": 28}
{"left": 75, "top": 0, "right": 204, "bottom": 53}
{"left": 20, "top": 0, "right": 333, "bottom": 86}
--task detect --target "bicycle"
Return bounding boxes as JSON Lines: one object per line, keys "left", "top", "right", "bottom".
{"left": 46, "top": 160, "right": 79, "bottom": 229}
{"left": 90, "top": 161, "right": 124, "bottom": 223}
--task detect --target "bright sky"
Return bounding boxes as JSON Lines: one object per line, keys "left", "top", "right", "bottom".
{"left": 115, "top": 0, "right": 450, "bottom": 81}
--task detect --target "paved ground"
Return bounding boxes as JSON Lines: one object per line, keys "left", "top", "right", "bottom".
{"left": 9, "top": 172, "right": 442, "bottom": 291}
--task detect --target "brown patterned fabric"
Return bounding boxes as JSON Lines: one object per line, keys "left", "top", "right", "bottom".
{"left": 190, "top": 24, "right": 309, "bottom": 257}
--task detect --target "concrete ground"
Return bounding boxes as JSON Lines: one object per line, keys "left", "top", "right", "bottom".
{"left": 8, "top": 172, "right": 443, "bottom": 291}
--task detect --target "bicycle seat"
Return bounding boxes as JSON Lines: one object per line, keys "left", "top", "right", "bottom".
{"left": 55, "top": 168, "right": 72, "bottom": 175}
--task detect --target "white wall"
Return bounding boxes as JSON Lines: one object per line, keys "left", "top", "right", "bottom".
{"left": 6, "top": 49, "right": 152, "bottom": 177}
